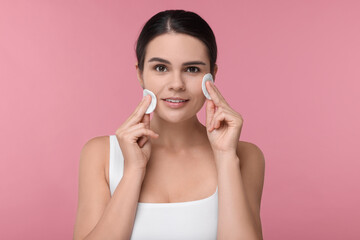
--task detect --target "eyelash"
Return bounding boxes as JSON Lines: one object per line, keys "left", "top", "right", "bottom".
{"left": 154, "top": 65, "right": 200, "bottom": 73}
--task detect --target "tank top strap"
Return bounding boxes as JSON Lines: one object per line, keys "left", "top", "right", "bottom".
{"left": 109, "top": 135, "right": 125, "bottom": 196}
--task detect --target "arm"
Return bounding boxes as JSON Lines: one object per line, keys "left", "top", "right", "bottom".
{"left": 203, "top": 80, "right": 265, "bottom": 239}
{"left": 216, "top": 141, "right": 265, "bottom": 240}
{"left": 73, "top": 136, "right": 145, "bottom": 240}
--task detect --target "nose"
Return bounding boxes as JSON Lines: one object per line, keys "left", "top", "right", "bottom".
{"left": 169, "top": 72, "right": 186, "bottom": 91}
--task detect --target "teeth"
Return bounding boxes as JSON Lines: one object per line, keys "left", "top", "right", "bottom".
{"left": 166, "top": 99, "right": 186, "bottom": 103}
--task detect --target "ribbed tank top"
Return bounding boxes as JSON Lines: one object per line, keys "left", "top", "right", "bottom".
{"left": 109, "top": 135, "right": 218, "bottom": 239}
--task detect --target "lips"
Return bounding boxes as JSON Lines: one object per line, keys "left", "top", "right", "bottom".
{"left": 162, "top": 97, "right": 189, "bottom": 103}
{"left": 162, "top": 97, "right": 189, "bottom": 109}
{"left": 162, "top": 97, "right": 189, "bottom": 101}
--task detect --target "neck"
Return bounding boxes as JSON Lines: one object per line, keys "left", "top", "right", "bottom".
{"left": 149, "top": 114, "right": 208, "bottom": 150}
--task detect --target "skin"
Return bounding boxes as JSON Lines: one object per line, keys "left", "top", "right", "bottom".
{"left": 74, "top": 32, "right": 264, "bottom": 239}
{"left": 131, "top": 32, "right": 264, "bottom": 238}
{"left": 136, "top": 32, "right": 220, "bottom": 202}
{"left": 137, "top": 32, "right": 216, "bottom": 150}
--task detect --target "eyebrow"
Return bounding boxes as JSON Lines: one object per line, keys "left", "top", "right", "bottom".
{"left": 148, "top": 57, "right": 206, "bottom": 66}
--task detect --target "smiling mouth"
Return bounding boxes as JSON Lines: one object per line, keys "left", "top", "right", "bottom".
{"left": 163, "top": 99, "right": 189, "bottom": 103}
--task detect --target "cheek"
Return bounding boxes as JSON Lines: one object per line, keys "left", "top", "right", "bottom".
{"left": 142, "top": 75, "right": 161, "bottom": 90}
{"left": 189, "top": 80, "right": 204, "bottom": 96}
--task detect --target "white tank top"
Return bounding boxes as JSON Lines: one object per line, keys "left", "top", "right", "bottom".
{"left": 109, "top": 135, "right": 218, "bottom": 239}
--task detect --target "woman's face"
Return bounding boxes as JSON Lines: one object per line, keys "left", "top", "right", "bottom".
{"left": 136, "top": 32, "right": 217, "bottom": 123}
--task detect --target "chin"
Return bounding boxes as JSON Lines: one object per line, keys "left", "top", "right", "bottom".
{"left": 156, "top": 110, "right": 196, "bottom": 123}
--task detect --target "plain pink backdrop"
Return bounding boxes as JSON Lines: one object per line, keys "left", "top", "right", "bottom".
{"left": 1, "top": 0, "right": 359, "bottom": 239}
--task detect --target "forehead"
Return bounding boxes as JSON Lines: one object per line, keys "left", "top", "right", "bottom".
{"left": 144, "top": 33, "right": 209, "bottom": 63}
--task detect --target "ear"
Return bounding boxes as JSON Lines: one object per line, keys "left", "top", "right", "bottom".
{"left": 135, "top": 63, "right": 145, "bottom": 89}
{"left": 213, "top": 64, "right": 218, "bottom": 82}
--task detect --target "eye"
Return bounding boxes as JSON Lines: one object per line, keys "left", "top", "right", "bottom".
{"left": 186, "top": 67, "right": 200, "bottom": 73}
{"left": 154, "top": 65, "right": 168, "bottom": 72}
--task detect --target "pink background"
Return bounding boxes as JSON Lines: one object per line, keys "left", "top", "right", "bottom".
{"left": 1, "top": 0, "right": 359, "bottom": 239}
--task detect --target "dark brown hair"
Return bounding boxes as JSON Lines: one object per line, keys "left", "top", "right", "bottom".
{"left": 135, "top": 9, "right": 217, "bottom": 75}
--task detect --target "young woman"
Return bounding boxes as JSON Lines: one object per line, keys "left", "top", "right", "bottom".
{"left": 74, "top": 9, "right": 265, "bottom": 240}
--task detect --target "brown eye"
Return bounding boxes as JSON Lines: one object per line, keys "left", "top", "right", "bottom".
{"left": 186, "top": 67, "right": 200, "bottom": 73}
{"left": 155, "top": 65, "right": 167, "bottom": 72}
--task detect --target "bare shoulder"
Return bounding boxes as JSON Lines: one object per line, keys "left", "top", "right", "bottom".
{"left": 79, "top": 135, "right": 110, "bottom": 183}
{"left": 80, "top": 135, "right": 110, "bottom": 163}
{"left": 74, "top": 135, "right": 110, "bottom": 240}
{"left": 236, "top": 140, "right": 265, "bottom": 216}
{"left": 81, "top": 135, "right": 110, "bottom": 153}
{"left": 236, "top": 140, "right": 265, "bottom": 168}
{"left": 235, "top": 141, "right": 265, "bottom": 237}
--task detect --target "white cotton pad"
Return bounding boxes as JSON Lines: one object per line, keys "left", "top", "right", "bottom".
{"left": 143, "top": 89, "right": 157, "bottom": 114}
{"left": 202, "top": 73, "right": 214, "bottom": 100}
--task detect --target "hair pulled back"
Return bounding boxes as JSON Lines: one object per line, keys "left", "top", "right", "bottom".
{"left": 135, "top": 10, "right": 217, "bottom": 75}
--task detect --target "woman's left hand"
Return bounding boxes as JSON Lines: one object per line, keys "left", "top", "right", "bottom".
{"left": 205, "top": 80, "right": 244, "bottom": 158}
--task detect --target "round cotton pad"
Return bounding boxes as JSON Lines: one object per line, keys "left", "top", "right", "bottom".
{"left": 143, "top": 89, "right": 157, "bottom": 114}
{"left": 202, "top": 73, "right": 214, "bottom": 100}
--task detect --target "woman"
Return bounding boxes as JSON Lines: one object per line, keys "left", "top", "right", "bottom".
{"left": 74, "top": 9, "right": 265, "bottom": 240}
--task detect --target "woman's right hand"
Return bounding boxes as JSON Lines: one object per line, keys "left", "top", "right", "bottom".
{"left": 115, "top": 95, "right": 159, "bottom": 174}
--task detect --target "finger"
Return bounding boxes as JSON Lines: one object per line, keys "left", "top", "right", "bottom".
{"left": 209, "top": 109, "right": 224, "bottom": 131}
{"left": 214, "top": 112, "right": 226, "bottom": 129}
{"left": 138, "top": 135, "right": 148, "bottom": 148}
{"left": 138, "top": 114, "right": 150, "bottom": 147}
{"left": 136, "top": 130, "right": 159, "bottom": 148}
{"left": 209, "top": 108, "right": 220, "bottom": 131}
{"left": 135, "top": 128, "right": 159, "bottom": 142}
{"left": 205, "top": 81, "right": 223, "bottom": 107}
{"left": 124, "top": 124, "right": 159, "bottom": 144}
{"left": 122, "top": 122, "right": 146, "bottom": 133}
{"left": 124, "top": 95, "right": 151, "bottom": 128}
{"left": 141, "top": 113, "right": 150, "bottom": 128}
{"left": 206, "top": 99, "right": 216, "bottom": 130}
{"left": 209, "top": 108, "right": 231, "bottom": 130}
{"left": 211, "top": 82, "right": 228, "bottom": 104}
{"left": 206, "top": 81, "right": 229, "bottom": 108}
{"left": 132, "top": 95, "right": 151, "bottom": 121}
{"left": 211, "top": 108, "right": 240, "bottom": 131}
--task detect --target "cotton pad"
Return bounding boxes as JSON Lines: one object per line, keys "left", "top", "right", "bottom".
{"left": 202, "top": 73, "right": 214, "bottom": 100}
{"left": 143, "top": 89, "right": 157, "bottom": 114}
